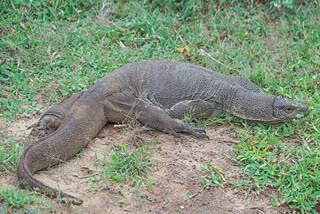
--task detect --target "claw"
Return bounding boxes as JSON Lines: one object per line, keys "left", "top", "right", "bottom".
{"left": 194, "top": 128, "right": 209, "bottom": 139}
{"left": 28, "top": 115, "right": 63, "bottom": 139}
{"left": 193, "top": 128, "right": 207, "bottom": 134}
{"left": 146, "top": 93, "right": 166, "bottom": 109}
{"left": 171, "top": 131, "right": 183, "bottom": 139}
{"left": 170, "top": 131, "right": 186, "bottom": 143}
{"left": 195, "top": 132, "right": 209, "bottom": 139}
{"left": 184, "top": 124, "right": 209, "bottom": 139}
{"left": 57, "top": 196, "right": 83, "bottom": 205}
{"left": 27, "top": 121, "right": 40, "bottom": 130}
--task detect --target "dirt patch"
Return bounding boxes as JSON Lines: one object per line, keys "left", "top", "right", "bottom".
{"left": 0, "top": 117, "right": 291, "bottom": 214}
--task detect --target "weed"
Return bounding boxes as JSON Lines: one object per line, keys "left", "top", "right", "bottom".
{"left": 0, "top": 188, "right": 55, "bottom": 213}
{"left": 186, "top": 190, "right": 198, "bottom": 199}
{"left": 0, "top": 130, "right": 24, "bottom": 174}
{"left": 91, "top": 144, "right": 155, "bottom": 205}
{"left": 101, "top": 144, "right": 154, "bottom": 186}
{"left": 201, "top": 163, "right": 226, "bottom": 188}
{"left": 131, "top": 188, "right": 150, "bottom": 203}
{"left": 233, "top": 129, "right": 320, "bottom": 212}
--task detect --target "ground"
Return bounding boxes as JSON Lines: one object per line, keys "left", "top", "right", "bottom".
{"left": 1, "top": 114, "right": 290, "bottom": 214}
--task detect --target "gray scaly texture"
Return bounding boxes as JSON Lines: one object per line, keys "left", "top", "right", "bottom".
{"left": 17, "top": 61, "right": 310, "bottom": 205}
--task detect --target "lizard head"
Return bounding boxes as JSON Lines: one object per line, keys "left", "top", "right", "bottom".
{"left": 273, "top": 97, "right": 310, "bottom": 122}
{"left": 231, "top": 91, "right": 310, "bottom": 124}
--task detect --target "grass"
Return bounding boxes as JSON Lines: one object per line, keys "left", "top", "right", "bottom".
{"left": 0, "top": 130, "right": 24, "bottom": 175}
{"left": 89, "top": 143, "right": 155, "bottom": 205}
{"left": 0, "top": 0, "right": 319, "bottom": 212}
{"left": 201, "top": 163, "right": 226, "bottom": 189}
{"left": 0, "top": 187, "right": 54, "bottom": 213}
{"left": 233, "top": 125, "right": 320, "bottom": 212}
{"left": 100, "top": 144, "right": 154, "bottom": 185}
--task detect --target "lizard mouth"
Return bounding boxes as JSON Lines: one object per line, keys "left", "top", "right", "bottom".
{"left": 294, "top": 103, "right": 310, "bottom": 118}
{"left": 273, "top": 97, "right": 310, "bottom": 121}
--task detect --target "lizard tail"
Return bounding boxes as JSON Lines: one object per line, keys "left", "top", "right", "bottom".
{"left": 17, "top": 145, "right": 83, "bottom": 205}
{"left": 16, "top": 100, "right": 106, "bottom": 205}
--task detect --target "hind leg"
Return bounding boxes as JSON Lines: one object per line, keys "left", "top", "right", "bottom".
{"left": 29, "top": 92, "right": 84, "bottom": 138}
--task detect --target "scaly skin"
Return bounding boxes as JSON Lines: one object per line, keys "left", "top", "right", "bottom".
{"left": 17, "top": 61, "right": 310, "bottom": 205}
{"left": 18, "top": 97, "right": 106, "bottom": 204}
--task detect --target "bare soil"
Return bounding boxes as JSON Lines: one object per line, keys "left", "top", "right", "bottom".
{"left": 0, "top": 116, "right": 291, "bottom": 214}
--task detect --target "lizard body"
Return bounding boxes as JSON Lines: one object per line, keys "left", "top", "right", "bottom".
{"left": 17, "top": 61, "right": 310, "bottom": 204}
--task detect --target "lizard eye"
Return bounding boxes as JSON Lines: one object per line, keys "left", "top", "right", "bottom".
{"left": 285, "top": 106, "right": 294, "bottom": 113}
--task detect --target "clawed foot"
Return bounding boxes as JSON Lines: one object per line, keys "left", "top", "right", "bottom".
{"left": 169, "top": 124, "right": 209, "bottom": 140}
{"left": 28, "top": 115, "right": 62, "bottom": 138}
{"left": 185, "top": 125, "right": 209, "bottom": 139}
{"left": 193, "top": 127, "right": 207, "bottom": 134}
{"left": 57, "top": 195, "right": 83, "bottom": 205}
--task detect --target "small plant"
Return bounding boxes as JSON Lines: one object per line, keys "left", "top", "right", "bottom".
{"left": 271, "top": 0, "right": 294, "bottom": 9}
{"left": 186, "top": 190, "right": 198, "bottom": 199}
{"left": 201, "top": 164, "right": 226, "bottom": 189}
{"left": 0, "top": 130, "right": 24, "bottom": 174}
{"left": 101, "top": 144, "right": 154, "bottom": 186}
{"left": 0, "top": 188, "right": 54, "bottom": 213}
{"left": 233, "top": 129, "right": 320, "bottom": 213}
{"left": 131, "top": 188, "right": 150, "bottom": 202}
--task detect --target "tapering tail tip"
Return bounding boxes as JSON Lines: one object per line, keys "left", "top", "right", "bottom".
{"left": 17, "top": 154, "right": 83, "bottom": 205}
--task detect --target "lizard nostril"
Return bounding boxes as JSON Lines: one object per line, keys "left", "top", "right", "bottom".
{"left": 305, "top": 107, "right": 311, "bottom": 115}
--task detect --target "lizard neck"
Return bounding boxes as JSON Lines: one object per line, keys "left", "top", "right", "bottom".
{"left": 229, "top": 90, "right": 278, "bottom": 123}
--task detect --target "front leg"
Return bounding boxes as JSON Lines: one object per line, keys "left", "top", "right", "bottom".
{"left": 166, "top": 99, "right": 223, "bottom": 119}
{"left": 104, "top": 92, "right": 209, "bottom": 139}
{"left": 134, "top": 98, "right": 209, "bottom": 139}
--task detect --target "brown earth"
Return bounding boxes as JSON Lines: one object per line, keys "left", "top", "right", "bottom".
{"left": 0, "top": 115, "right": 291, "bottom": 214}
